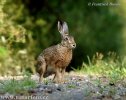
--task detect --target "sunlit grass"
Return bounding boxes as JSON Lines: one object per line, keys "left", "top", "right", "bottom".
{"left": 73, "top": 52, "right": 126, "bottom": 84}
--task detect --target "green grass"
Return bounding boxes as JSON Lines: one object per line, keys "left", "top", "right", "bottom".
{"left": 67, "top": 84, "right": 76, "bottom": 89}
{"left": 0, "top": 73, "right": 37, "bottom": 94}
{"left": 73, "top": 53, "right": 126, "bottom": 84}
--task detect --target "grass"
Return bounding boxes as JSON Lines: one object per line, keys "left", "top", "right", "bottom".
{"left": 0, "top": 73, "right": 37, "bottom": 94}
{"left": 67, "top": 84, "right": 76, "bottom": 89}
{"left": 73, "top": 52, "right": 126, "bottom": 84}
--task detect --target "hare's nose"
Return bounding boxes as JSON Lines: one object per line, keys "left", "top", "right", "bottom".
{"left": 72, "top": 44, "right": 76, "bottom": 48}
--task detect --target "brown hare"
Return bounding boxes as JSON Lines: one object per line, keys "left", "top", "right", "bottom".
{"left": 36, "top": 21, "right": 76, "bottom": 83}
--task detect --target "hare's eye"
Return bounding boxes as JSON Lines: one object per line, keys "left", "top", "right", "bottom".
{"left": 65, "top": 37, "right": 68, "bottom": 40}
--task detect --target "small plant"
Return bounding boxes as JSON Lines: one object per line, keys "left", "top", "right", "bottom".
{"left": 67, "top": 84, "right": 76, "bottom": 89}
{"left": 43, "top": 79, "right": 50, "bottom": 85}
{"left": 93, "top": 78, "right": 102, "bottom": 87}
{"left": 83, "top": 85, "right": 92, "bottom": 97}
{"left": 107, "top": 69, "right": 123, "bottom": 84}
{"left": 108, "top": 86, "right": 116, "bottom": 96}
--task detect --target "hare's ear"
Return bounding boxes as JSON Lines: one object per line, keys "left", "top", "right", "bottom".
{"left": 58, "top": 21, "right": 69, "bottom": 36}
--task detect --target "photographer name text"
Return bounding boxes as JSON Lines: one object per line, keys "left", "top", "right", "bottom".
{"left": 88, "top": 2, "right": 120, "bottom": 6}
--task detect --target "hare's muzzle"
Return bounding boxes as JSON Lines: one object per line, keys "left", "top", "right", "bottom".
{"left": 72, "top": 44, "right": 76, "bottom": 49}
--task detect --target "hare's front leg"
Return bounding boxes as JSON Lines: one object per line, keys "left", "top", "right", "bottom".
{"left": 53, "top": 67, "right": 62, "bottom": 83}
{"left": 61, "top": 68, "right": 66, "bottom": 82}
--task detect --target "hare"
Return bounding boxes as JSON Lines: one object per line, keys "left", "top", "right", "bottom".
{"left": 36, "top": 21, "right": 76, "bottom": 83}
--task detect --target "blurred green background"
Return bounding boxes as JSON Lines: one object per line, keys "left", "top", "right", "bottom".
{"left": 0, "top": 0, "right": 126, "bottom": 75}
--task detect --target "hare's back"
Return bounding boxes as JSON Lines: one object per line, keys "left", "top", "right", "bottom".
{"left": 42, "top": 45, "right": 58, "bottom": 57}
{"left": 41, "top": 45, "right": 72, "bottom": 67}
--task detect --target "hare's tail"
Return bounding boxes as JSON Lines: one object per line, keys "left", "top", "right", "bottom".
{"left": 35, "top": 56, "right": 45, "bottom": 69}
{"left": 36, "top": 56, "right": 46, "bottom": 73}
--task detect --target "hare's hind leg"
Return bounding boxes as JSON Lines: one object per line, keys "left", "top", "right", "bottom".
{"left": 37, "top": 58, "right": 46, "bottom": 82}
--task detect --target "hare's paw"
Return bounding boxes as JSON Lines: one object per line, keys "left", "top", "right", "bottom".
{"left": 38, "top": 75, "right": 44, "bottom": 83}
{"left": 53, "top": 76, "right": 63, "bottom": 83}
{"left": 53, "top": 79, "right": 63, "bottom": 84}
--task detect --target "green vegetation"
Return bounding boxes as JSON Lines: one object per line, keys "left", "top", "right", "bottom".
{"left": 73, "top": 52, "right": 126, "bottom": 84}
{"left": 43, "top": 79, "right": 51, "bottom": 85}
{"left": 0, "top": 73, "right": 37, "bottom": 94}
{"left": 67, "top": 84, "right": 76, "bottom": 89}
